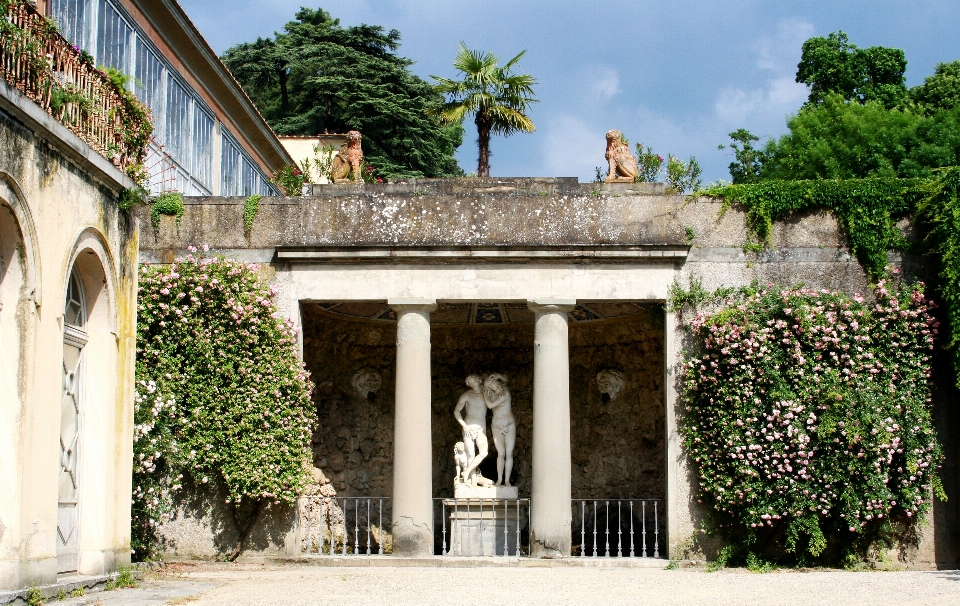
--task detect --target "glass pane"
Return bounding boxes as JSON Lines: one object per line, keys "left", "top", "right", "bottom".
{"left": 96, "top": 0, "right": 131, "bottom": 73}
{"left": 242, "top": 159, "right": 257, "bottom": 197}
{"left": 165, "top": 76, "right": 192, "bottom": 171}
{"left": 220, "top": 131, "right": 242, "bottom": 196}
{"left": 193, "top": 107, "right": 214, "bottom": 188}
{"left": 51, "top": 0, "right": 92, "bottom": 49}
{"left": 60, "top": 342, "right": 82, "bottom": 501}
{"left": 64, "top": 272, "right": 85, "bottom": 327}
{"left": 135, "top": 39, "right": 166, "bottom": 142}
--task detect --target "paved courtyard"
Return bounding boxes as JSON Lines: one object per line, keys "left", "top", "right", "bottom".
{"left": 51, "top": 563, "right": 960, "bottom": 606}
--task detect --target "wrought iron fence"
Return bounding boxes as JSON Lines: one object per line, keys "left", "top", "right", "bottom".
{"left": 1, "top": 1, "right": 149, "bottom": 171}
{"left": 295, "top": 496, "right": 391, "bottom": 555}
{"left": 436, "top": 498, "right": 530, "bottom": 557}
{"left": 572, "top": 499, "right": 661, "bottom": 558}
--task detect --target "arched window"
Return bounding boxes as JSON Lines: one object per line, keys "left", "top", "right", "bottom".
{"left": 59, "top": 268, "right": 88, "bottom": 574}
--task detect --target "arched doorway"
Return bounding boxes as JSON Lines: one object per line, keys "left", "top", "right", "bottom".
{"left": 58, "top": 268, "right": 87, "bottom": 574}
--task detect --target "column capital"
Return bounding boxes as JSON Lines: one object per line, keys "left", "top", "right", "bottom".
{"left": 527, "top": 300, "right": 576, "bottom": 313}
{"left": 388, "top": 299, "right": 437, "bottom": 313}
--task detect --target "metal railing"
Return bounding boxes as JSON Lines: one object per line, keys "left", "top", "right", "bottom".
{"left": 437, "top": 498, "right": 530, "bottom": 557}
{"left": 295, "top": 496, "right": 391, "bottom": 555}
{"left": 572, "top": 499, "right": 661, "bottom": 558}
{"left": 1, "top": 1, "right": 149, "bottom": 170}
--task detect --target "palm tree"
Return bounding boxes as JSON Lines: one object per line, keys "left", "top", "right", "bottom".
{"left": 431, "top": 43, "right": 537, "bottom": 177}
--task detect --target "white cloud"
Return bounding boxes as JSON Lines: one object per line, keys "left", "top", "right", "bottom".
{"left": 755, "top": 18, "right": 816, "bottom": 74}
{"left": 713, "top": 18, "right": 814, "bottom": 131}
{"left": 714, "top": 89, "right": 763, "bottom": 125}
{"left": 588, "top": 67, "right": 620, "bottom": 103}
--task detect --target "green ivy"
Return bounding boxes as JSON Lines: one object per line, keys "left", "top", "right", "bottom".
{"left": 118, "top": 187, "right": 147, "bottom": 211}
{"left": 700, "top": 169, "right": 960, "bottom": 388}
{"left": 681, "top": 282, "right": 942, "bottom": 565}
{"left": 916, "top": 167, "right": 960, "bottom": 385}
{"left": 150, "top": 192, "right": 184, "bottom": 233}
{"left": 133, "top": 252, "right": 314, "bottom": 559}
{"left": 699, "top": 178, "right": 926, "bottom": 278}
{"left": 243, "top": 194, "right": 260, "bottom": 237}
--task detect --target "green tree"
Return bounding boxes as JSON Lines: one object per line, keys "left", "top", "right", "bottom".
{"left": 911, "top": 60, "right": 960, "bottom": 113}
{"left": 755, "top": 96, "right": 960, "bottom": 180}
{"left": 797, "top": 31, "right": 907, "bottom": 108}
{"left": 431, "top": 43, "right": 537, "bottom": 177}
{"left": 221, "top": 8, "right": 463, "bottom": 179}
{"left": 718, "top": 129, "right": 768, "bottom": 184}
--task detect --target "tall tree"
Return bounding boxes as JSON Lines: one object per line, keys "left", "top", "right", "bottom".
{"left": 221, "top": 8, "right": 463, "bottom": 179}
{"left": 431, "top": 43, "right": 537, "bottom": 177}
{"left": 797, "top": 31, "right": 907, "bottom": 108}
{"left": 911, "top": 60, "right": 960, "bottom": 113}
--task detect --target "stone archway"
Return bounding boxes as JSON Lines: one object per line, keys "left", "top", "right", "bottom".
{"left": 59, "top": 235, "right": 118, "bottom": 575}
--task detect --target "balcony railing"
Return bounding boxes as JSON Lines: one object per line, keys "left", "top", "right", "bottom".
{"left": 1, "top": 1, "right": 151, "bottom": 174}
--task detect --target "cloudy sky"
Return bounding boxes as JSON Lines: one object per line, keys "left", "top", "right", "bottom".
{"left": 180, "top": 0, "right": 960, "bottom": 183}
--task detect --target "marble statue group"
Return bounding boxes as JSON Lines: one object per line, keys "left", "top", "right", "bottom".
{"left": 453, "top": 373, "right": 516, "bottom": 488}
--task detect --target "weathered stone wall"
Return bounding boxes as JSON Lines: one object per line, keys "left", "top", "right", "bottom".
{"left": 1, "top": 82, "right": 139, "bottom": 590}
{"left": 136, "top": 177, "right": 958, "bottom": 568}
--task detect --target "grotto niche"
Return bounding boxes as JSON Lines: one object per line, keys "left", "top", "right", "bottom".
{"left": 300, "top": 301, "right": 666, "bottom": 507}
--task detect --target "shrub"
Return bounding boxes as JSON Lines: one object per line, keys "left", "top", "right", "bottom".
{"left": 680, "top": 281, "right": 942, "bottom": 565}
{"left": 271, "top": 165, "right": 306, "bottom": 196}
{"left": 634, "top": 143, "right": 665, "bottom": 182}
{"left": 132, "top": 249, "right": 314, "bottom": 559}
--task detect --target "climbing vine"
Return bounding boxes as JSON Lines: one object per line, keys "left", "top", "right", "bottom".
{"left": 701, "top": 168, "right": 960, "bottom": 388}
{"left": 150, "top": 192, "right": 184, "bottom": 233}
{"left": 699, "top": 178, "right": 926, "bottom": 278}
{"left": 133, "top": 250, "right": 314, "bottom": 559}
{"left": 680, "top": 282, "right": 942, "bottom": 566}
{"left": 916, "top": 167, "right": 960, "bottom": 386}
{"left": 243, "top": 194, "right": 260, "bottom": 237}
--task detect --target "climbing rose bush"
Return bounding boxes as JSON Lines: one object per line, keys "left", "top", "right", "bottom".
{"left": 132, "top": 249, "right": 314, "bottom": 558}
{"left": 681, "top": 281, "right": 942, "bottom": 562}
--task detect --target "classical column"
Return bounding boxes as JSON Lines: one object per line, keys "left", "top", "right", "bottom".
{"left": 389, "top": 300, "right": 437, "bottom": 557}
{"left": 527, "top": 300, "right": 576, "bottom": 557}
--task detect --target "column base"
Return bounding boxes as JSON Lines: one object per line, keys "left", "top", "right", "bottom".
{"left": 530, "top": 532, "right": 571, "bottom": 559}
{"left": 391, "top": 517, "right": 434, "bottom": 557}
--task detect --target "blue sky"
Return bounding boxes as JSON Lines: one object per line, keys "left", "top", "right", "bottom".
{"left": 180, "top": 0, "right": 960, "bottom": 183}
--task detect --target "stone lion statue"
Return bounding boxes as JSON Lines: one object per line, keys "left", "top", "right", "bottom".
{"left": 604, "top": 129, "right": 639, "bottom": 183}
{"left": 330, "top": 130, "right": 364, "bottom": 183}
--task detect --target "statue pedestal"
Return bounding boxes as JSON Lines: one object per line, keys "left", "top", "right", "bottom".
{"left": 445, "top": 483, "right": 521, "bottom": 556}
{"left": 453, "top": 482, "right": 518, "bottom": 499}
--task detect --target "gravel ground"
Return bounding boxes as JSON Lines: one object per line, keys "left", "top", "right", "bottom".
{"left": 129, "top": 562, "right": 960, "bottom": 606}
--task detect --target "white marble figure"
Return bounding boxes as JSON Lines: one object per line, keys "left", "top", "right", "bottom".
{"left": 351, "top": 368, "right": 381, "bottom": 399}
{"left": 597, "top": 370, "right": 626, "bottom": 401}
{"left": 453, "top": 441, "right": 469, "bottom": 483}
{"left": 454, "top": 375, "right": 491, "bottom": 487}
{"left": 484, "top": 373, "right": 515, "bottom": 487}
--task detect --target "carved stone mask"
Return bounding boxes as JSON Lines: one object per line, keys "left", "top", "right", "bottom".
{"left": 351, "top": 368, "right": 382, "bottom": 400}
{"left": 597, "top": 370, "right": 626, "bottom": 402}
